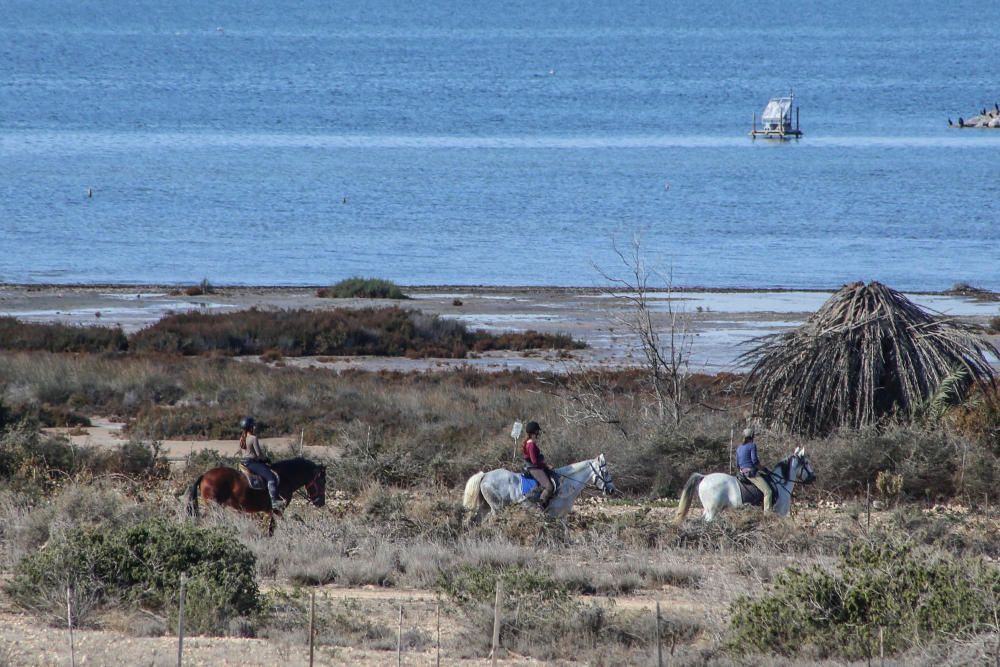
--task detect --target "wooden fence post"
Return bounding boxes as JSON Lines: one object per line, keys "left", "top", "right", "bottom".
{"left": 436, "top": 602, "right": 441, "bottom": 667}
{"left": 67, "top": 586, "right": 76, "bottom": 667}
{"left": 177, "top": 574, "right": 186, "bottom": 667}
{"left": 866, "top": 481, "right": 871, "bottom": 530}
{"left": 308, "top": 590, "right": 315, "bottom": 667}
{"left": 491, "top": 579, "right": 503, "bottom": 666}
{"left": 397, "top": 603, "right": 403, "bottom": 667}
{"left": 654, "top": 601, "right": 662, "bottom": 667}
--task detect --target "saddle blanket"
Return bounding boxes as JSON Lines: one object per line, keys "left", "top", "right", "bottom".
{"left": 520, "top": 474, "right": 538, "bottom": 496}
{"left": 519, "top": 473, "right": 558, "bottom": 498}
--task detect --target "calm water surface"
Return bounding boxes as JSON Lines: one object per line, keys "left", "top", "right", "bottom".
{"left": 2, "top": 1, "right": 999, "bottom": 290}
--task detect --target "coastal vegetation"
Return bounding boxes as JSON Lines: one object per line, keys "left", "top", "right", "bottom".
{"left": 0, "top": 307, "right": 582, "bottom": 359}
{"left": 1, "top": 305, "right": 999, "bottom": 663}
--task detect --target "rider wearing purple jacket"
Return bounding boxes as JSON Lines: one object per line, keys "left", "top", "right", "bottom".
{"left": 735, "top": 427, "right": 772, "bottom": 512}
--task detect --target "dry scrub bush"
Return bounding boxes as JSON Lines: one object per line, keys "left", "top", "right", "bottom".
{"left": 0, "top": 421, "right": 170, "bottom": 499}
{"left": 437, "top": 563, "right": 700, "bottom": 661}
{"left": 128, "top": 307, "right": 582, "bottom": 358}
{"left": 807, "top": 425, "right": 1000, "bottom": 502}
{"left": 263, "top": 592, "right": 427, "bottom": 653}
{"left": 0, "top": 484, "right": 150, "bottom": 570}
{"left": 0, "top": 316, "right": 127, "bottom": 353}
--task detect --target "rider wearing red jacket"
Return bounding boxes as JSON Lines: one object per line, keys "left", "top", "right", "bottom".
{"left": 522, "top": 421, "right": 555, "bottom": 509}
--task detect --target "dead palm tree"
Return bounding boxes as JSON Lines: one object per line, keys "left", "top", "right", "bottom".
{"left": 739, "top": 281, "right": 999, "bottom": 435}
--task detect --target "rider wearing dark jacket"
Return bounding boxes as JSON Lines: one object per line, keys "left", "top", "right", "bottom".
{"left": 522, "top": 421, "right": 555, "bottom": 509}
{"left": 239, "top": 417, "right": 284, "bottom": 510}
{"left": 735, "top": 427, "right": 773, "bottom": 512}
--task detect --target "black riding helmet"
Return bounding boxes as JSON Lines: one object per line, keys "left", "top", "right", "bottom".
{"left": 525, "top": 421, "right": 542, "bottom": 435}
{"left": 240, "top": 416, "right": 257, "bottom": 432}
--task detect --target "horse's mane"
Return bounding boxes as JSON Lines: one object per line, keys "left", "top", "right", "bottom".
{"left": 272, "top": 457, "right": 316, "bottom": 473}
{"left": 774, "top": 457, "right": 791, "bottom": 481}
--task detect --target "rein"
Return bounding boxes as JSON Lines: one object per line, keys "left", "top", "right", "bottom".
{"left": 552, "top": 461, "right": 608, "bottom": 489}
{"left": 764, "top": 455, "right": 812, "bottom": 492}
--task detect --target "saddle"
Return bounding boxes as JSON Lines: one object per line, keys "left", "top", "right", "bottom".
{"left": 239, "top": 462, "right": 279, "bottom": 491}
{"left": 736, "top": 472, "right": 777, "bottom": 507}
{"left": 519, "top": 470, "right": 559, "bottom": 501}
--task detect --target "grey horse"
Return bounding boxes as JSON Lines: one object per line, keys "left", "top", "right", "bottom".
{"left": 462, "top": 453, "right": 614, "bottom": 522}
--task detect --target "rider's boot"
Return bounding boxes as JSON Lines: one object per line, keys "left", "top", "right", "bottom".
{"left": 271, "top": 497, "right": 285, "bottom": 511}
{"left": 538, "top": 488, "right": 552, "bottom": 511}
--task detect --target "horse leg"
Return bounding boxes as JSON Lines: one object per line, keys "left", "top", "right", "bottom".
{"left": 267, "top": 510, "right": 276, "bottom": 536}
{"left": 699, "top": 486, "right": 720, "bottom": 522}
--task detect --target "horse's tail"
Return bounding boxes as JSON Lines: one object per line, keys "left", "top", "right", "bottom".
{"left": 462, "top": 471, "right": 487, "bottom": 512}
{"left": 186, "top": 474, "right": 204, "bottom": 518}
{"left": 674, "top": 473, "right": 704, "bottom": 524}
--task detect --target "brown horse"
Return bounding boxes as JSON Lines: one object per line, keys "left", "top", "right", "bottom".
{"left": 187, "top": 457, "right": 326, "bottom": 534}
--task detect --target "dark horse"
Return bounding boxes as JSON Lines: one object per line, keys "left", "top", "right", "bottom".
{"left": 187, "top": 457, "right": 326, "bottom": 534}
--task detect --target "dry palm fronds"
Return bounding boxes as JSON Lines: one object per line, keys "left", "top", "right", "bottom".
{"left": 739, "top": 281, "right": 999, "bottom": 435}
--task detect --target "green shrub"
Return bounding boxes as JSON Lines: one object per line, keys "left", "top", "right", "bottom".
{"left": 316, "top": 277, "right": 408, "bottom": 299}
{"left": 0, "top": 316, "right": 128, "bottom": 353}
{"left": 728, "top": 537, "right": 1000, "bottom": 660}
{"left": 6, "top": 517, "right": 261, "bottom": 633}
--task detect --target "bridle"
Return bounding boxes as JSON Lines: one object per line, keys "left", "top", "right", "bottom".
{"left": 767, "top": 455, "right": 816, "bottom": 489}
{"left": 553, "top": 458, "right": 615, "bottom": 495}
{"left": 294, "top": 466, "right": 326, "bottom": 506}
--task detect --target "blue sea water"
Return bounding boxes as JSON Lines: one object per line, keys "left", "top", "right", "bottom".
{"left": 2, "top": 0, "right": 999, "bottom": 290}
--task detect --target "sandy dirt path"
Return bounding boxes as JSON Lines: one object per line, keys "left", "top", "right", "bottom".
{"left": 43, "top": 419, "right": 328, "bottom": 465}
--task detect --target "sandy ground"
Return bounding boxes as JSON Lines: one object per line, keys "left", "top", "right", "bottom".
{"left": 2, "top": 284, "right": 997, "bottom": 373}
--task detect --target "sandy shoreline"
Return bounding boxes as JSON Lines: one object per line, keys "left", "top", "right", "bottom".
{"left": 1, "top": 283, "right": 997, "bottom": 373}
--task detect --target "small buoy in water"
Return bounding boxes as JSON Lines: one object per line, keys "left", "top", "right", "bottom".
{"left": 663, "top": 181, "right": 670, "bottom": 191}
{"left": 87, "top": 188, "right": 93, "bottom": 198}
{"left": 342, "top": 196, "right": 347, "bottom": 204}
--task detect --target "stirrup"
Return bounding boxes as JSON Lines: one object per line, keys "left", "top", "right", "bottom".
{"left": 271, "top": 498, "right": 285, "bottom": 510}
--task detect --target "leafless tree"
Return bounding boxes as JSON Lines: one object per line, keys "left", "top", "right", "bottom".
{"left": 594, "top": 235, "right": 693, "bottom": 426}
{"left": 552, "top": 364, "right": 631, "bottom": 437}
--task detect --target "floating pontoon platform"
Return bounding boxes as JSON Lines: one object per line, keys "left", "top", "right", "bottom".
{"left": 751, "top": 93, "right": 802, "bottom": 139}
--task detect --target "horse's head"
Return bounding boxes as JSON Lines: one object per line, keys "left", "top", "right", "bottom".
{"left": 304, "top": 464, "right": 327, "bottom": 507}
{"left": 790, "top": 447, "right": 816, "bottom": 484}
{"left": 590, "top": 453, "right": 615, "bottom": 495}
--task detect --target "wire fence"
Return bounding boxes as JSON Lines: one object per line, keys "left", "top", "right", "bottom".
{"left": 59, "top": 578, "right": 677, "bottom": 666}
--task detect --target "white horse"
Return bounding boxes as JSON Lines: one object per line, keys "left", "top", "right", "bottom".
{"left": 463, "top": 454, "right": 614, "bottom": 522}
{"left": 674, "top": 447, "right": 816, "bottom": 523}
